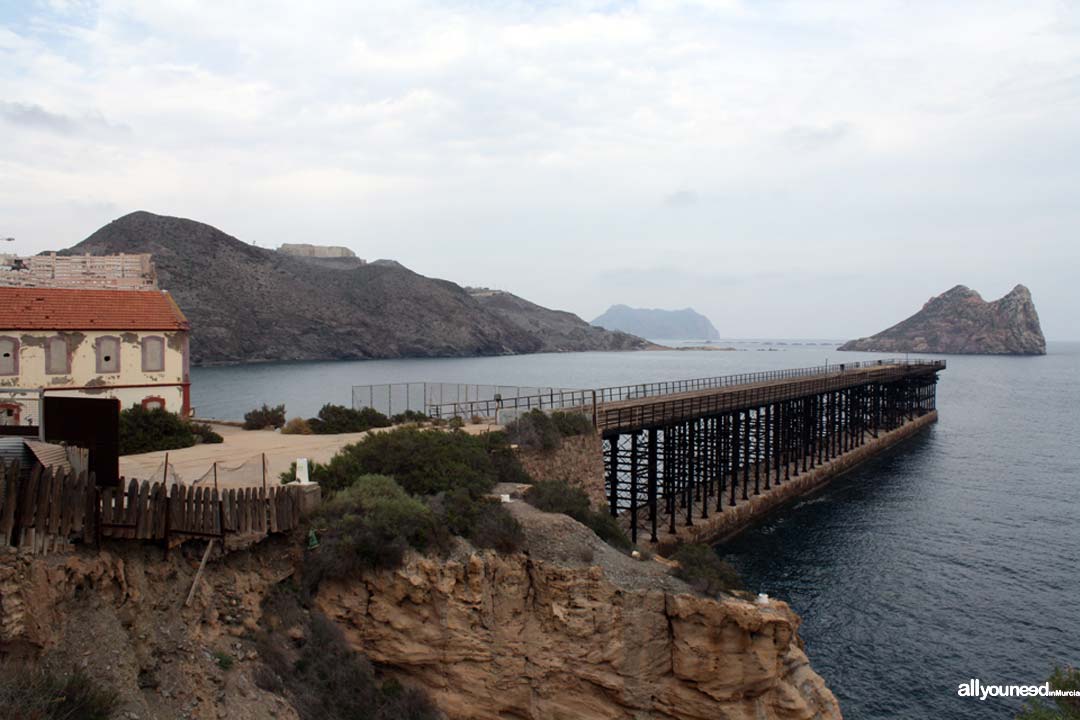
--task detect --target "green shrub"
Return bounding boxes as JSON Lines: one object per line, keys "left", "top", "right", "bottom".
{"left": 257, "top": 610, "right": 438, "bottom": 720}
{"left": 308, "top": 476, "right": 444, "bottom": 578}
{"left": 0, "top": 664, "right": 120, "bottom": 720}
{"left": 390, "top": 410, "right": 428, "bottom": 424}
{"left": 244, "top": 403, "right": 286, "bottom": 430}
{"left": 670, "top": 544, "right": 744, "bottom": 596}
{"left": 308, "top": 404, "right": 391, "bottom": 434}
{"left": 550, "top": 411, "right": 594, "bottom": 437}
{"left": 282, "top": 417, "right": 313, "bottom": 435}
{"left": 480, "top": 430, "right": 531, "bottom": 485}
{"left": 213, "top": 650, "right": 234, "bottom": 671}
{"left": 430, "top": 489, "right": 524, "bottom": 554}
{"left": 119, "top": 405, "right": 195, "bottom": 455}
{"left": 1018, "top": 665, "right": 1080, "bottom": 719}
{"left": 191, "top": 421, "right": 224, "bottom": 444}
{"left": 505, "top": 409, "right": 561, "bottom": 450}
{"left": 313, "top": 427, "right": 500, "bottom": 497}
{"left": 524, "top": 479, "right": 631, "bottom": 551}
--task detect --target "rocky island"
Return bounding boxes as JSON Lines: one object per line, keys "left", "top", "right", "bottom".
{"left": 839, "top": 284, "right": 1046, "bottom": 355}
{"left": 592, "top": 304, "right": 722, "bottom": 341}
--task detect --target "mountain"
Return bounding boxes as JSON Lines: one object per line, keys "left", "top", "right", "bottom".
{"left": 62, "top": 212, "right": 650, "bottom": 365}
{"left": 591, "top": 305, "right": 721, "bottom": 341}
{"left": 838, "top": 284, "right": 1046, "bottom": 355}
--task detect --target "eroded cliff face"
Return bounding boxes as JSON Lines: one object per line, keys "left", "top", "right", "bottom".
{"left": 316, "top": 550, "right": 841, "bottom": 720}
{"left": 0, "top": 509, "right": 842, "bottom": 720}
{"left": 839, "top": 284, "right": 1046, "bottom": 355}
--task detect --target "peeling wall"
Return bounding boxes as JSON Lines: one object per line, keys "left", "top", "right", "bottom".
{"left": 0, "top": 329, "right": 187, "bottom": 421}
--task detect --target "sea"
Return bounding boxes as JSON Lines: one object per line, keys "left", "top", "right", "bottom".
{"left": 190, "top": 339, "right": 1080, "bottom": 720}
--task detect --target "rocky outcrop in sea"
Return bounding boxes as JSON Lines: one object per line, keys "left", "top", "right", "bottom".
{"left": 839, "top": 284, "right": 1046, "bottom": 355}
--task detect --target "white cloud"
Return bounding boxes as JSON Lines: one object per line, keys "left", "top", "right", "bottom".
{"left": 1, "top": 0, "right": 1079, "bottom": 338}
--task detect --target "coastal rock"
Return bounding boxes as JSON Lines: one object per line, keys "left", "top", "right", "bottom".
{"left": 61, "top": 211, "right": 650, "bottom": 365}
{"left": 317, "top": 550, "right": 842, "bottom": 720}
{"left": 592, "top": 304, "right": 722, "bottom": 341}
{"left": 839, "top": 284, "right": 1046, "bottom": 355}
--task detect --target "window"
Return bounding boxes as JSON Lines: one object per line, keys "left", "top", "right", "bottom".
{"left": 96, "top": 336, "right": 120, "bottom": 374}
{"left": 0, "top": 337, "right": 17, "bottom": 376}
{"left": 141, "top": 396, "right": 165, "bottom": 411}
{"left": 142, "top": 335, "right": 165, "bottom": 373}
{"left": 0, "top": 403, "right": 19, "bottom": 426}
{"left": 45, "top": 336, "right": 69, "bottom": 375}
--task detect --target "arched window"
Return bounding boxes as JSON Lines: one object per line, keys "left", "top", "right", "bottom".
{"left": 0, "top": 337, "right": 18, "bottom": 376}
{"left": 141, "top": 396, "right": 166, "bottom": 411}
{"left": 142, "top": 335, "right": 165, "bottom": 373}
{"left": 96, "top": 336, "right": 120, "bottom": 374}
{"left": 45, "top": 336, "right": 69, "bottom": 375}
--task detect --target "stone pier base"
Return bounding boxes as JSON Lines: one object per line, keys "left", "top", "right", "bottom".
{"left": 652, "top": 410, "right": 938, "bottom": 550}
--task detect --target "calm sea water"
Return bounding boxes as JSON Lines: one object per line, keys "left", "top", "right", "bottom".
{"left": 191, "top": 340, "right": 1080, "bottom": 719}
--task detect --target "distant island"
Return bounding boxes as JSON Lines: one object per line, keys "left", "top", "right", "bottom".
{"left": 591, "top": 304, "right": 721, "bottom": 341}
{"left": 839, "top": 284, "right": 1046, "bottom": 355}
{"left": 60, "top": 211, "right": 652, "bottom": 365}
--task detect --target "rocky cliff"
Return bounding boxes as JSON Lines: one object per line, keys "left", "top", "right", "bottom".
{"left": 0, "top": 506, "right": 842, "bottom": 720}
{"left": 62, "top": 212, "right": 650, "bottom": 365}
{"left": 317, "top": 500, "right": 841, "bottom": 720}
{"left": 592, "top": 305, "right": 722, "bottom": 341}
{"left": 839, "top": 284, "right": 1046, "bottom": 355}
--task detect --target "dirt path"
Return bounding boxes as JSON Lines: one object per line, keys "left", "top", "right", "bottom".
{"left": 120, "top": 422, "right": 498, "bottom": 487}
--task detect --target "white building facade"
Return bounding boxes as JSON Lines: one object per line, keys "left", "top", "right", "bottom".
{"left": 0, "top": 287, "right": 191, "bottom": 425}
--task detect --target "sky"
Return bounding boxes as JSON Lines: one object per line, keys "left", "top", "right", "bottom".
{"left": 1, "top": 0, "right": 1078, "bottom": 340}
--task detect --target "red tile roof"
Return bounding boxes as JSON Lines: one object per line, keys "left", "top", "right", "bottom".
{"left": 0, "top": 287, "right": 190, "bottom": 331}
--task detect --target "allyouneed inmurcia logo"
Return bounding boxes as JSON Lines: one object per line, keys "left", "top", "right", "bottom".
{"left": 958, "top": 679, "right": 1080, "bottom": 701}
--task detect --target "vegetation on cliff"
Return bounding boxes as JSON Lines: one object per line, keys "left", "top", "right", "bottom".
{"left": 0, "top": 664, "right": 120, "bottom": 720}
{"left": 1017, "top": 666, "right": 1080, "bottom": 719}
{"left": 525, "top": 478, "right": 632, "bottom": 551}
{"left": 505, "top": 409, "right": 594, "bottom": 451}
{"left": 299, "top": 428, "right": 528, "bottom": 582}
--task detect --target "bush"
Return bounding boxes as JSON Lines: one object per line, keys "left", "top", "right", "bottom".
{"left": 670, "top": 544, "right": 744, "bottom": 596}
{"left": 480, "top": 430, "right": 531, "bottom": 485}
{"left": 430, "top": 489, "right": 524, "bottom": 554}
{"left": 0, "top": 664, "right": 120, "bottom": 720}
{"left": 505, "top": 409, "right": 561, "bottom": 451}
{"left": 308, "top": 404, "right": 391, "bottom": 435}
{"left": 244, "top": 403, "right": 286, "bottom": 430}
{"left": 119, "top": 405, "right": 195, "bottom": 455}
{"left": 308, "top": 476, "right": 444, "bottom": 578}
{"left": 257, "top": 610, "right": 439, "bottom": 720}
{"left": 390, "top": 410, "right": 428, "bottom": 424}
{"left": 1018, "top": 665, "right": 1080, "bottom": 719}
{"left": 190, "top": 421, "right": 223, "bottom": 444}
{"left": 550, "top": 410, "right": 594, "bottom": 437}
{"left": 312, "top": 427, "right": 501, "bottom": 497}
{"left": 524, "top": 479, "right": 631, "bottom": 551}
{"left": 282, "top": 417, "right": 313, "bottom": 435}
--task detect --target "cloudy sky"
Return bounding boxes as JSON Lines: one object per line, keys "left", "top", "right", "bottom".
{"left": 2, "top": 0, "right": 1078, "bottom": 340}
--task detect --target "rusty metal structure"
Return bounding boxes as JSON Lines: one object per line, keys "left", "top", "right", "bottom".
{"left": 427, "top": 359, "right": 945, "bottom": 544}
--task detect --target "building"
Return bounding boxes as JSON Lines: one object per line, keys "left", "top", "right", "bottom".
{"left": 0, "top": 252, "right": 157, "bottom": 290}
{"left": 0, "top": 287, "right": 191, "bottom": 425}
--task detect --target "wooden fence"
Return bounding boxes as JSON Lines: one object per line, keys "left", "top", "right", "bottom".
{"left": 0, "top": 460, "right": 303, "bottom": 554}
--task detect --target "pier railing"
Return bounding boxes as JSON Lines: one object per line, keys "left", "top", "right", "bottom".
{"left": 424, "top": 359, "right": 946, "bottom": 421}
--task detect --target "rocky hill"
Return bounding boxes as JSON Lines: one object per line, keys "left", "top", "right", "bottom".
{"left": 591, "top": 304, "right": 721, "bottom": 340}
{"left": 62, "top": 212, "right": 649, "bottom": 365}
{"left": 839, "top": 284, "right": 1046, "bottom": 355}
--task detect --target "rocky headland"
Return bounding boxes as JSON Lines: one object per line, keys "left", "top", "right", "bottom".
{"left": 839, "top": 284, "right": 1046, "bottom": 355}
{"left": 61, "top": 212, "right": 650, "bottom": 365}
{"left": 0, "top": 500, "right": 842, "bottom": 720}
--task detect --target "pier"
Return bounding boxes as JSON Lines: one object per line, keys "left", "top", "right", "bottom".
{"left": 417, "top": 358, "right": 946, "bottom": 545}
